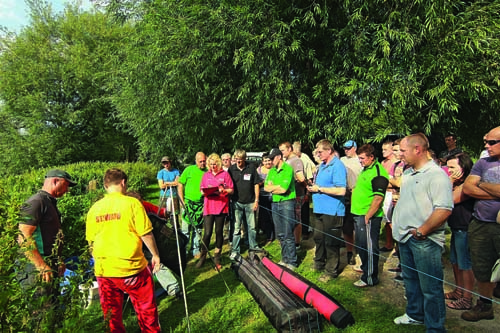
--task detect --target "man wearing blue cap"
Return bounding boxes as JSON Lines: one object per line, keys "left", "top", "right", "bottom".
{"left": 17, "top": 169, "right": 77, "bottom": 298}
{"left": 340, "top": 140, "right": 362, "bottom": 265}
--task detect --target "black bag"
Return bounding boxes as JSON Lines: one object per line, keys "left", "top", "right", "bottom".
{"left": 232, "top": 255, "right": 322, "bottom": 332}
{"left": 146, "top": 213, "right": 188, "bottom": 277}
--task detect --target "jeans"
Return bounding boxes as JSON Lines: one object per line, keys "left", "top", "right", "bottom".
{"left": 272, "top": 200, "right": 297, "bottom": 267}
{"left": 354, "top": 215, "right": 382, "bottom": 285}
{"left": 232, "top": 202, "right": 258, "bottom": 254}
{"left": 400, "top": 237, "right": 446, "bottom": 333}
{"left": 313, "top": 214, "right": 343, "bottom": 277}
{"left": 154, "top": 264, "right": 179, "bottom": 296}
{"left": 181, "top": 219, "right": 202, "bottom": 256}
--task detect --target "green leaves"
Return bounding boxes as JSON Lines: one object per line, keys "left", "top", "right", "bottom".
{"left": 2, "top": 0, "right": 500, "bottom": 167}
{"left": 0, "top": 3, "right": 136, "bottom": 175}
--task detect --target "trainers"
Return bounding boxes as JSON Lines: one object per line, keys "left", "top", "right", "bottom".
{"left": 229, "top": 252, "right": 238, "bottom": 261}
{"left": 284, "top": 263, "right": 296, "bottom": 271}
{"left": 353, "top": 279, "right": 368, "bottom": 288}
{"left": 394, "top": 313, "right": 423, "bottom": 325}
{"left": 461, "top": 300, "right": 494, "bottom": 322}
{"left": 318, "top": 274, "right": 337, "bottom": 283}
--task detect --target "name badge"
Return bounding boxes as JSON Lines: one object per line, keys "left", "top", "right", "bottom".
{"left": 244, "top": 174, "right": 251, "bottom": 181}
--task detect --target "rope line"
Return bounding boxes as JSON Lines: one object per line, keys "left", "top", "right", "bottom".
{"left": 257, "top": 203, "right": 500, "bottom": 306}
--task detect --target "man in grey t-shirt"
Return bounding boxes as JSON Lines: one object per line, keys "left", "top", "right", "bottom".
{"left": 279, "top": 141, "right": 307, "bottom": 248}
{"left": 392, "top": 134, "right": 452, "bottom": 331}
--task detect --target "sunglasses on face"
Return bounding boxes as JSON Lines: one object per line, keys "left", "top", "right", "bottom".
{"left": 343, "top": 146, "right": 354, "bottom": 150}
{"left": 484, "top": 139, "right": 500, "bottom": 146}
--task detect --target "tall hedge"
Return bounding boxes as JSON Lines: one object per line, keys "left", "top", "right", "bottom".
{"left": 0, "top": 161, "right": 158, "bottom": 332}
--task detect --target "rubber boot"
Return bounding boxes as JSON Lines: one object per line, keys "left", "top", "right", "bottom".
{"left": 214, "top": 250, "right": 222, "bottom": 271}
{"left": 195, "top": 250, "right": 207, "bottom": 268}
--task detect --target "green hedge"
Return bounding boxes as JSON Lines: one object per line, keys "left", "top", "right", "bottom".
{"left": 0, "top": 161, "right": 158, "bottom": 332}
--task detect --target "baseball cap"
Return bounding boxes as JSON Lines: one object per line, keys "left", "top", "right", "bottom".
{"left": 161, "top": 156, "right": 172, "bottom": 163}
{"left": 268, "top": 148, "right": 282, "bottom": 159}
{"left": 45, "top": 169, "right": 77, "bottom": 187}
{"left": 343, "top": 140, "right": 357, "bottom": 149}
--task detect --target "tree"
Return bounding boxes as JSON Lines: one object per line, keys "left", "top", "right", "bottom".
{"left": 114, "top": 0, "right": 500, "bottom": 158}
{"left": 0, "top": 1, "right": 137, "bottom": 175}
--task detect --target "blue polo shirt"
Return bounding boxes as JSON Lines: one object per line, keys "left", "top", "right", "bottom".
{"left": 312, "top": 157, "right": 347, "bottom": 216}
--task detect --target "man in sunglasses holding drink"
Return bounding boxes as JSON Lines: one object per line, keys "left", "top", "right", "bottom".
{"left": 462, "top": 126, "right": 500, "bottom": 322}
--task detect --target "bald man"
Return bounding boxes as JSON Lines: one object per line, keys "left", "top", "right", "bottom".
{"left": 18, "top": 169, "right": 77, "bottom": 297}
{"left": 392, "top": 134, "right": 453, "bottom": 331}
{"left": 461, "top": 126, "right": 500, "bottom": 322}
{"left": 178, "top": 152, "right": 207, "bottom": 258}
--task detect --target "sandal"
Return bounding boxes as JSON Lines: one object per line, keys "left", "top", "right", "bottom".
{"left": 446, "top": 297, "right": 472, "bottom": 310}
{"left": 444, "top": 289, "right": 462, "bottom": 300}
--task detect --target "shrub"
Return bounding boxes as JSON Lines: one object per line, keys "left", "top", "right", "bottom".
{"left": 0, "top": 161, "right": 158, "bottom": 332}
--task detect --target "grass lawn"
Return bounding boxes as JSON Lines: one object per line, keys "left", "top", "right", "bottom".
{"left": 75, "top": 185, "right": 498, "bottom": 332}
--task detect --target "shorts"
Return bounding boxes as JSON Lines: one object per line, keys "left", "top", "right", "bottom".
{"left": 449, "top": 229, "right": 472, "bottom": 270}
{"left": 468, "top": 218, "right": 500, "bottom": 282}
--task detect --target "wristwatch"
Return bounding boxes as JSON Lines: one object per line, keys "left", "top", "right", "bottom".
{"left": 318, "top": 187, "right": 322, "bottom": 193}
{"left": 416, "top": 229, "right": 424, "bottom": 238}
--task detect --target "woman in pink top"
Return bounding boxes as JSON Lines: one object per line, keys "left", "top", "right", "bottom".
{"left": 197, "top": 153, "right": 234, "bottom": 269}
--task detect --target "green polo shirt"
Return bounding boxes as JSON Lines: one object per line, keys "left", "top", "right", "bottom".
{"left": 265, "top": 162, "right": 296, "bottom": 202}
{"left": 178, "top": 165, "right": 207, "bottom": 202}
{"left": 351, "top": 161, "right": 389, "bottom": 216}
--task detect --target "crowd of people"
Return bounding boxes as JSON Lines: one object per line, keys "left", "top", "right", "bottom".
{"left": 16, "top": 126, "right": 500, "bottom": 332}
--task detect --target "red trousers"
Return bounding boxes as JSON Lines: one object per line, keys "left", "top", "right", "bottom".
{"left": 97, "top": 267, "right": 161, "bottom": 332}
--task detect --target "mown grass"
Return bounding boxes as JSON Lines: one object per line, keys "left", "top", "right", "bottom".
{"left": 71, "top": 184, "right": 484, "bottom": 332}
{"left": 102, "top": 185, "right": 423, "bottom": 333}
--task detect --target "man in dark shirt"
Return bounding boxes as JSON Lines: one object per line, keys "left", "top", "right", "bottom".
{"left": 17, "top": 169, "right": 76, "bottom": 295}
{"left": 228, "top": 149, "right": 261, "bottom": 258}
{"left": 439, "top": 133, "right": 463, "bottom": 165}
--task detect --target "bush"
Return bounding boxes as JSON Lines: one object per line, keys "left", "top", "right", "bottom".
{"left": 0, "top": 161, "right": 158, "bottom": 332}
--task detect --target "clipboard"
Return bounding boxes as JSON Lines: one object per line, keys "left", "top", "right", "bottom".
{"left": 201, "top": 187, "right": 220, "bottom": 195}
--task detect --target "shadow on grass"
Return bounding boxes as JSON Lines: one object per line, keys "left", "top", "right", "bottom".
{"left": 155, "top": 259, "right": 242, "bottom": 331}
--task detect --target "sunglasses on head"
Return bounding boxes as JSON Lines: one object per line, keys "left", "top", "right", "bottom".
{"left": 484, "top": 139, "right": 500, "bottom": 146}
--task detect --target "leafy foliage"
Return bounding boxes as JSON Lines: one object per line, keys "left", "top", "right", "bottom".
{"left": 112, "top": 0, "right": 500, "bottom": 158}
{"left": 0, "top": 161, "right": 158, "bottom": 332}
{"left": 0, "top": 2, "right": 137, "bottom": 176}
